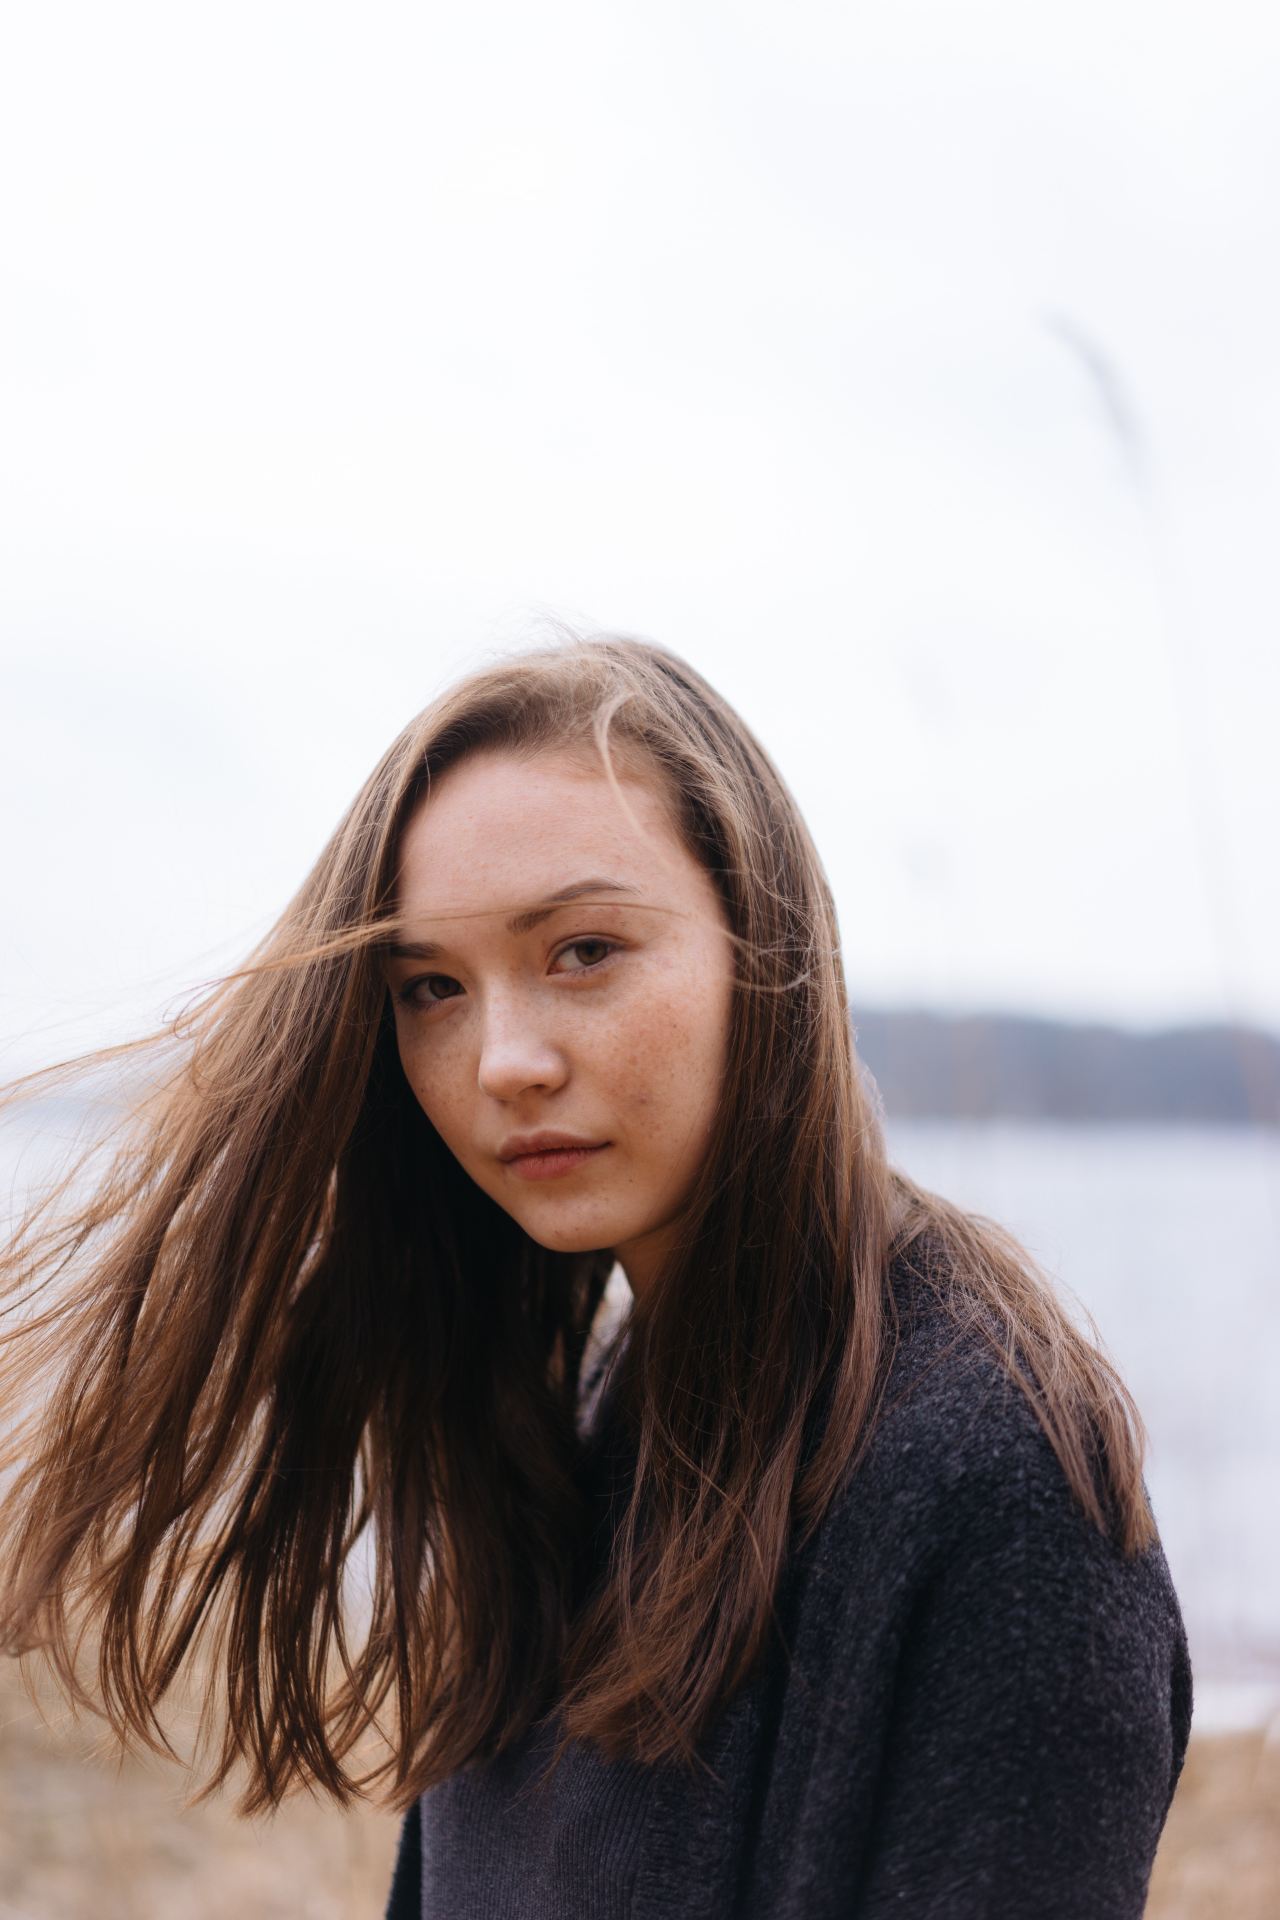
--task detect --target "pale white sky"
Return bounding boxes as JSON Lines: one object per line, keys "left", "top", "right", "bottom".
{"left": 2, "top": 1, "right": 1277, "bottom": 1074}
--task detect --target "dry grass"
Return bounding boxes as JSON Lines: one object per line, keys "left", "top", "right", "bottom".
{"left": 0, "top": 1657, "right": 401, "bottom": 1918}
{"left": 1146, "top": 1723, "right": 1280, "bottom": 1917}
{"left": 1, "top": 1656, "right": 1276, "bottom": 1916}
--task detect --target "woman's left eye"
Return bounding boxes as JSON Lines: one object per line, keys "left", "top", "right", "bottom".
{"left": 554, "top": 938, "right": 619, "bottom": 974}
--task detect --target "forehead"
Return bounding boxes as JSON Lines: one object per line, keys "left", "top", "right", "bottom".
{"left": 394, "top": 746, "right": 700, "bottom": 910}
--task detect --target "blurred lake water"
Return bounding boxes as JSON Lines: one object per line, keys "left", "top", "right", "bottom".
{"left": 3, "top": 1104, "right": 1275, "bottom": 1738}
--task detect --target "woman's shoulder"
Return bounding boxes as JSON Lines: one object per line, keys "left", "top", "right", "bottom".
{"left": 785, "top": 1264, "right": 1193, "bottom": 1908}
{"left": 856, "top": 1263, "right": 1057, "bottom": 1503}
{"left": 870, "top": 1255, "right": 1124, "bottom": 1490}
{"left": 815, "top": 1260, "right": 1180, "bottom": 1614}
{"left": 805, "top": 1259, "right": 1136, "bottom": 1559}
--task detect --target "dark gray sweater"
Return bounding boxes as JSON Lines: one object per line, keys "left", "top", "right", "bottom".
{"left": 384, "top": 1272, "right": 1193, "bottom": 1917}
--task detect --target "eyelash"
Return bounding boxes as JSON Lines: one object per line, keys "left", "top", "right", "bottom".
{"left": 395, "top": 938, "right": 622, "bottom": 1011}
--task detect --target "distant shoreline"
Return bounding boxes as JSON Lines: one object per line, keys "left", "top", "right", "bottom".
{"left": 854, "top": 1007, "right": 1280, "bottom": 1126}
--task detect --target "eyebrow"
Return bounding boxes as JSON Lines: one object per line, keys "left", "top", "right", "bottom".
{"left": 385, "top": 877, "right": 644, "bottom": 962}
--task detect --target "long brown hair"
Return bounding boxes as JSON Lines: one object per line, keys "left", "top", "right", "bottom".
{"left": 0, "top": 627, "right": 1156, "bottom": 1815}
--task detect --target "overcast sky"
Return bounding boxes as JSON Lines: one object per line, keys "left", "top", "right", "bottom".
{"left": 2, "top": 1, "right": 1277, "bottom": 1076}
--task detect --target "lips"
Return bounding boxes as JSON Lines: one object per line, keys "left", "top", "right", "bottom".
{"left": 498, "top": 1132, "right": 607, "bottom": 1161}
{"left": 503, "top": 1142, "right": 610, "bottom": 1181}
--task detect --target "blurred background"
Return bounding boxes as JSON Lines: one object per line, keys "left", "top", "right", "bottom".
{"left": 2, "top": 1, "right": 1277, "bottom": 1913}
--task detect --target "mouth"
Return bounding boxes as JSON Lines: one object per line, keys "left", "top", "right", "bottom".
{"left": 504, "top": 1143, "right": 611, "bottom": 1181}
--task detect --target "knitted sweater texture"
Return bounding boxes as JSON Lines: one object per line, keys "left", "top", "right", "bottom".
{"left": 384, "top": 1270, "right": 1193, "bottom": 1918}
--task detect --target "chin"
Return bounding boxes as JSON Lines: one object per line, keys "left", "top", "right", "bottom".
{"left": 512, "top": 1205, "right": 630, "bottom": 1256}
{"left": 520, "top": 1224, "right": 611, "bottom": 1255}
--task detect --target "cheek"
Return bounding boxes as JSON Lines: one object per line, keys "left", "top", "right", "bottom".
{"left": 673, "top": 965, "right": 734, "bottom": 1117}
{"left": 611, "top": 971, "right": 731, "bottom": 1127}
{"left": 394, "top": 1023, "right": 462, "bottom": 1134}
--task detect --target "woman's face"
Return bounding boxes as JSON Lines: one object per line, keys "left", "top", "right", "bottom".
{"left": 385, "top": 746, "right": 736, "bottom": 1301}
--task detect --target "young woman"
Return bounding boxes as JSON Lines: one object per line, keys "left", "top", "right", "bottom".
{"left": 0, "top": 632, "right": 1192, "bottom": 1917}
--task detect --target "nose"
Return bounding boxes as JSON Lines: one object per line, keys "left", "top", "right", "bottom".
{"left": 475, "top": 992, "right": 570, "bottom": 1103}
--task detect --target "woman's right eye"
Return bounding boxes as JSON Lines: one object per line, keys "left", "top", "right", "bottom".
{"left": 398, "top": 975, "right": 461, "bottom": 1009}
